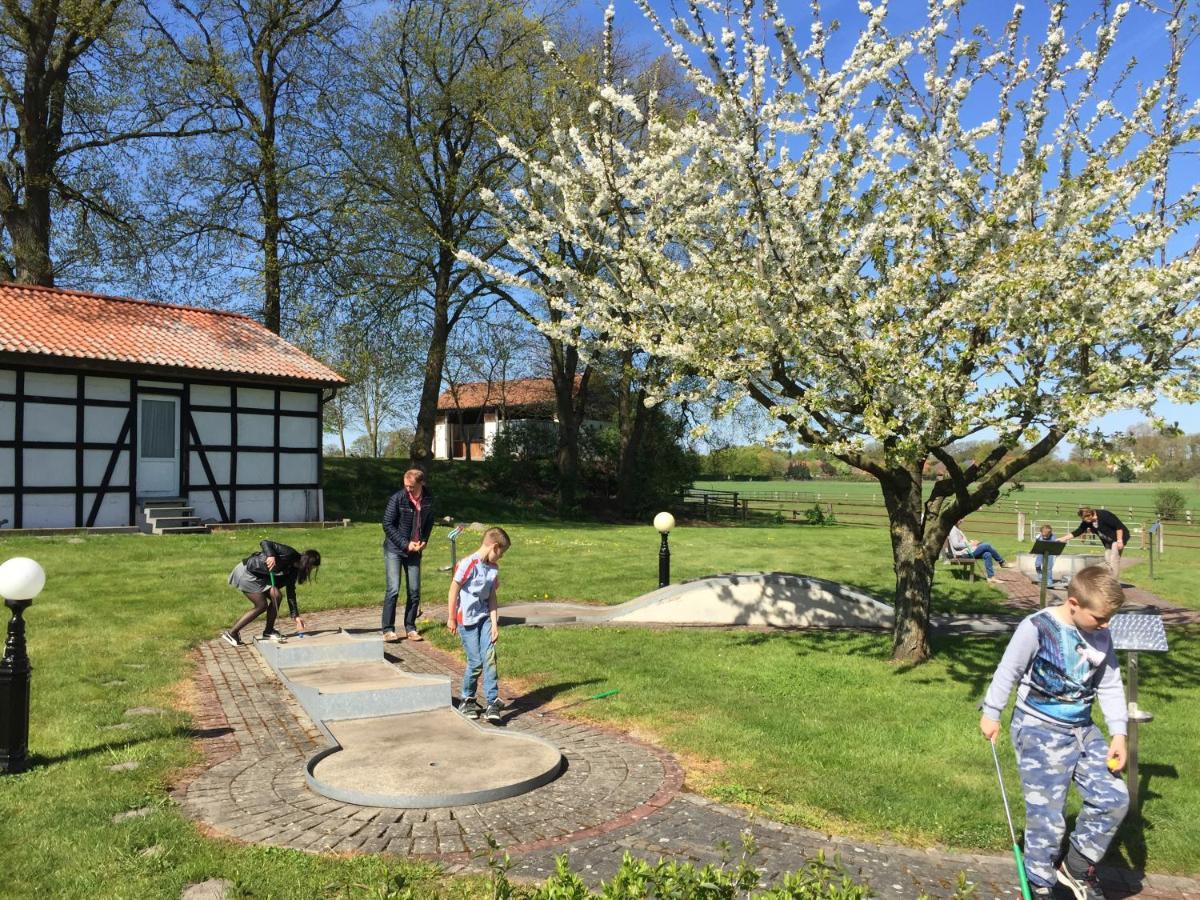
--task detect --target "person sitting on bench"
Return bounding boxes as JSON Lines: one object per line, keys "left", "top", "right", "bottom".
{"left": 948, "top": 522, "right": 1008, "bottom": 582}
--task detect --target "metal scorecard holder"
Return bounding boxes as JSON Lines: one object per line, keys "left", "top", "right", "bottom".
{"left": 440, "top": 526, "right": 464, "bottom": 573}
{"left": 1109, "top": 613, "right": 1169, "bottom": 813}
{"left": 1031, "top": 540, "right": 1066, "bottom": 609}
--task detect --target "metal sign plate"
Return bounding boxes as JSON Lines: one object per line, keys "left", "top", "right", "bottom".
{"left": 1110, "top": 614, "right": 1169, "bottom": 652}
{"left": 1031, "top": 540, "right": 1066, "bottom": 556}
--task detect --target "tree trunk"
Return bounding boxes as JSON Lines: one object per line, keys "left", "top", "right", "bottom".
{"left": 549, "top": 340, "right": 584, "bottom": 516}
{"left": 259, "top": 91, "right": 282, "bottom": 333}
{"left": 880, "top": 469, "right": 934, "bottom": 663}
{"left": 410, "top": 267, "right": 452, "bottom": 464}
{"left": 6, "top": 189, "right": 54, "bottom": 286}
{"left": 615, "top": 375, "right": 649, "bottom": 515}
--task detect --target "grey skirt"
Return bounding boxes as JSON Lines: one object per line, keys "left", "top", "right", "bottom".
{"left": 228, "top": 562, "right": 270, "bottom": 594}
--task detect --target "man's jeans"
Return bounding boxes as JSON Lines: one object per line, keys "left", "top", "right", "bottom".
{"left": 382, "top": 551, "right": 422, "bottom": 633}
{"left": 459, "top": 619, "right": 498, "bottom": 706}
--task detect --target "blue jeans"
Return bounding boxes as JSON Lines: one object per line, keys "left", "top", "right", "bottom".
{"left": 458, "top": 619, "right": 498, "bottom": 705}
{"left": 1035, "top": 555, "right": 1057, "bottom": 584}
{"left": 971, "top": 543, "right": 1005, "bottom": 577}
{"left": 382, "top": 551, "right": 422, "bottom": 633}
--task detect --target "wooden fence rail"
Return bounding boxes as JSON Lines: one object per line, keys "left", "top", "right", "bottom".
{"left": 679, "top": 489, "right": 1200, "bottom": 551}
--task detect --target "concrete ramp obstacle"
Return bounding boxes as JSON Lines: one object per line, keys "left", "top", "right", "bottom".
{"left": 498, "top": 572, "right": 892, "bottom": 629}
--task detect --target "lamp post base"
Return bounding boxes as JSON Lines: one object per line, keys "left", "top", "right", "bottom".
{"left": 0, "top": 597, "right": 32, "bottom": 775}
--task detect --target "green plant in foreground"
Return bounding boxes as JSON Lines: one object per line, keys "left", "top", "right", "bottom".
{"left": 481, "top": 831, "right": 874, "bottom": 899}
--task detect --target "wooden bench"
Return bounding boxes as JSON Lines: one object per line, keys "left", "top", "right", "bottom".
{"left": 942, "top": 550, "right": 979, "bottom": 582}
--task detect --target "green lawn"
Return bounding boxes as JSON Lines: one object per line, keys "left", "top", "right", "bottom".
{"left": 426, "top": 625, "right": 1200, "bottom": 875}
{"left": 693, "top": 478, "right": 1200, "bottom": 519}
{"left": 0, "top": 522, "right": 1195, "bottom": 897}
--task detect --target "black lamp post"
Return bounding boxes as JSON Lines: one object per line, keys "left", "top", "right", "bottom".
{"left": 654, "top": 512, "right": 675, "bottom": 588}
{"left": 0, "top": 556, "right": 46, "bottom": 775}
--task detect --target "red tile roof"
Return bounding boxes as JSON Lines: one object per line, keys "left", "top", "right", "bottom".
{"left": 0, "top": 283, "right": 344, "bottom": 385}
{"left": 437, "top": 376, "right": 580, "bottom": 411}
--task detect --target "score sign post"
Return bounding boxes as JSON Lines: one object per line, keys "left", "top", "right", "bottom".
{"left": 1108, "top": 613, "right": 1169, "bottom": 813}
{"left": 1030, "top": 539, "right": 1066, "bottom": 609}
{"left": 440, "top": 526, "right": 464, "bottom": 573}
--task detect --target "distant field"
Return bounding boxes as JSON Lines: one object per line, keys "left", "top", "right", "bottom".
{"left": 692, "top": 478, "right": 1200, "bottom": 519}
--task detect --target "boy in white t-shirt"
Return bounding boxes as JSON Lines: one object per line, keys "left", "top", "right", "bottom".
{"left": 447, "top": 527, "right": 510, "bottom": 723}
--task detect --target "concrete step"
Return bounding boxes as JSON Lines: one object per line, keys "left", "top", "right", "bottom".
{"left": 154, "top": 525, "right": 211, "bottom": 535}
{"left": 149, "top": 515, "right": 204, "bottom": 530}
{"left": 143, "top": 505, "right": 195, "bottom": 520}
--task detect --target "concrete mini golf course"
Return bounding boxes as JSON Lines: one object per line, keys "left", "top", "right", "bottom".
{"left": 257, "top": 630, "right": 563, "bottom": 808}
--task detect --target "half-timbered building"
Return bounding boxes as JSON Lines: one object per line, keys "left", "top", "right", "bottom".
{"left": 0, "top": 283, "right": 344, "bottom": 529}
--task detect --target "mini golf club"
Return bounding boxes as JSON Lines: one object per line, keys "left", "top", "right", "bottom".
{"left": 536, "top": 689, "right": 620, "bottom": 717}
{"left": 990, "top": 738, "right": 1033, "bottom": 900}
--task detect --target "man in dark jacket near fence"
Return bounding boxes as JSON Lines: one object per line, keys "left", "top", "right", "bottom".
{"left": 381, "top": 468, "right": 435, "bottom": 641}
{"left": 1061, "top": 506, "right": 1130, "bottom": 578}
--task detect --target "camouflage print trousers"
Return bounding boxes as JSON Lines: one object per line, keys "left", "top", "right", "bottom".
{"left": 1011, "top": 711, "right": 1129, "bottom": 888}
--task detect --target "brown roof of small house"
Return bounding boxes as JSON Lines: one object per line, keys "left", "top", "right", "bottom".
{"left": 0, "top": 282, "right": 344, "bottom": 385}
{"left": 437, "top": 376, "right": 581, "bottom": 411}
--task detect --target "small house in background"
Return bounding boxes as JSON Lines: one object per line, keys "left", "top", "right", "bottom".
{"left": 434, "top": 376, "right": 584, "bottom": 461}
{"left": 0, "top": 283, "right": 344, "bottom": 530}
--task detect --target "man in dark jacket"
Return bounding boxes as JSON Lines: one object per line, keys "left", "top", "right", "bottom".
{"left": 381, "top": 468, "right": 435, "bottom": 641}
{"left": 1061, "top": 506, "right": 1130, "bottom": 577}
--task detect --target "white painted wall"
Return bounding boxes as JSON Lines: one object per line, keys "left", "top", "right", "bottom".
{"left": 0, "top": 367, "right": 326, "bottom": 528}
{"left": 192, "top": 384, "right": 231, "bottom": 406}
{"left": 237, "top": 412, "right": 274, "bottom": 446}
{"left": 434, "top": 419, "right": 449, "bottom": 460}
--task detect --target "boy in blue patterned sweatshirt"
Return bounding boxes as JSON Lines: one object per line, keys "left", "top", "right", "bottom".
{"left": 979, "top": 565, "right": 1129, "bottom": 900}
{"left": 448, "top": 527, "right": 510, "bottom": 724}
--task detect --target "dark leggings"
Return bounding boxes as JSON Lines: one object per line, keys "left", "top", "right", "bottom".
{"left": 230, "top": 590, "right": 277, "bottom": 638}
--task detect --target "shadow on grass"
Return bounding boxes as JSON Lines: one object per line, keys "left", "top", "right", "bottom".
{"left": 1104, "top": 763, "right": 1180, "bottom": 878}
{"left": 502, "top": 678, "right": 606, "bottom": 722}
{"left": 27, "top": 725, "right": 235, "bottom": 768}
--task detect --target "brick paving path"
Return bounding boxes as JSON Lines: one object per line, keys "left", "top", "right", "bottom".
{"left": 175, "top": 606, "right": 1200, "bottom": 899}
{"left": 987, "top": 558, "right": 1200, "bottom": 625}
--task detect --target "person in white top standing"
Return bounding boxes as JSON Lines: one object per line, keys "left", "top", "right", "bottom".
{"left": 447, "top": 527, "right": 511, "bottom": 724}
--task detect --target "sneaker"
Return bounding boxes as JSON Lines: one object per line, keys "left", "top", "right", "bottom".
{"left": 382, "top": 630, "right": 400, "bottom": 642}
{"left": 1058, "top": 861, "right": 1106, "bottom": 900}
{"left": 407, "top": 631, "right": 424, "bottom": 642}
{"left": 220, "top": 631, "right": 241, "bottom": 647}
{"left": 1030, "top": 886, "right": 1054, "bottom": 898}
{"left": 458, "top": 698, "right": 481, "bottom": 719}
{"left": 484, "top": 702, "right": 503, "bottom": 724}
{"left": 261, "top": 630, "right": 286, "bottom": 644}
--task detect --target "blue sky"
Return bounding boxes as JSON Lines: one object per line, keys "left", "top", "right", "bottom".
{"left": 568, "top": 0, "right": 1200, "bottom": 449}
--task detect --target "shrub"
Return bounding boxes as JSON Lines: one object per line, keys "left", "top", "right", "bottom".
{"left": 1154, "top": 487, "right": 1188, "bottom": 521}
{"left": 803, "top": 503, "right": 837, "bottom": 526}
{"left": 479, "top": 834, "right": 877, "bottom": 899}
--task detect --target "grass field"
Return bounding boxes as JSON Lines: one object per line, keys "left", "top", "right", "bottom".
{"left": 693, "top": 478, "right": 1200, "bottom": 518}
{"left": 0, "top": 520, "right": 1196, "bottom": 897}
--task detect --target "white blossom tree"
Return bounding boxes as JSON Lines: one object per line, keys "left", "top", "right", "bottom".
{"left": 470, "top": 0, "right": 1200, "bottom": 661}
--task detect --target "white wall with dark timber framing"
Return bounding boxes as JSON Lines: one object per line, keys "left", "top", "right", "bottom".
{"left": 0, "top": 361, "right": 327, "bottom": 529}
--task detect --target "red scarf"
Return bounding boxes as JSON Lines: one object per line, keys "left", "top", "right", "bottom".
{"left": 407, "top": 490, "right": 423, "bottom": 543}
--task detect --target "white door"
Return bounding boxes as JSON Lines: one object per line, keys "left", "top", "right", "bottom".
{"left": 137, "top": 396, "right": 179, "bottom": 497}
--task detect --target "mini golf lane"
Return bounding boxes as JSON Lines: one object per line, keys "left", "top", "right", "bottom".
{"left": 309, "top": 709, "right": 564, "bottom": 808}
{"left": 257, "top": 630, "right": 563, "bottom": 808}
